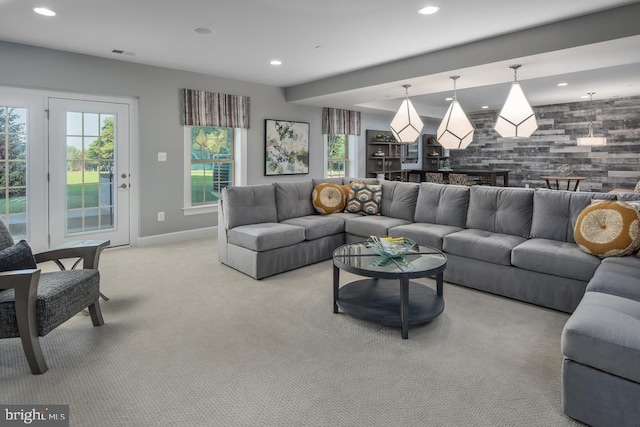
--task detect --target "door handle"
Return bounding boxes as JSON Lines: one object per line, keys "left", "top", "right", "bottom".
{"left": 119, "top": 183, "right": 128, "bottom": 189}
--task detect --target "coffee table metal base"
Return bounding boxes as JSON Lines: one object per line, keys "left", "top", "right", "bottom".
{"left": 334, "top": 277, "right": 444, "bottom": 339}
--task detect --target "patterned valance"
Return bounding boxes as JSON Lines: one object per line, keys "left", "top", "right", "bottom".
{"left": 181, "top": 89, "right": 250, "bottom": 129}
{"left": 322, "top": 107, "right": 361, "bottom": 136}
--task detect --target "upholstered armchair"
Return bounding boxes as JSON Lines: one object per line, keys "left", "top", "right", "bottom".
{"left": 424, "top": 172, "right": 445, "bottom": 184}
{"left": 448, "top": 173, "right": 472, "bottom": 186}
{"left": 0, "top": 219, "right": 108, "bottom": 374}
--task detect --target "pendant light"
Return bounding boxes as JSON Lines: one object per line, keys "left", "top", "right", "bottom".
{"left": 494, "top": 65, "right": 538, "bottom": 138}
{"left": 576, "top": 92, "right": 607, "bottom": 146}
{"left": 390, "top": 84, "right": 424, "bottom": 143}
{"left": 437, "top": 75, "right": 474, "bottom": 149}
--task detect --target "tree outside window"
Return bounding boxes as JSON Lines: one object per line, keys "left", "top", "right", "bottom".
{"left": 327, "top": 134, "right": 348, "bottom": 178}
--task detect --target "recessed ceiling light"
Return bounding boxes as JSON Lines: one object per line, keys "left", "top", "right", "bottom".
{"left": 418, "top": 6, "right": 440, "bottom": 15}
{"left": 445, "top": 97, "right": 453, "bottom": 101}
{"left": 193, "top": 27, "right": 214, "bottom": 35}
{"left": 270, "top": 59, "right": 282, "bottom": 66}
{"left": 557, "top": 82, "right": 568, "bottom": 87}
{"left": 482, "top": 105, "right": 489, "bottom": 109}
{"left": 33, "top": 7, "right": 56, "bottom": 16}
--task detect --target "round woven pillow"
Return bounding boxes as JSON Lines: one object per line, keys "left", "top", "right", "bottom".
{"left": 312, "top": 183, "right": 347, "bottom": 214}
{"left": 574, "top": 200, "right": 640, "bottom": 258}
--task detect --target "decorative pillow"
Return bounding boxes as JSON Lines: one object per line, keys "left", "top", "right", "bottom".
{"left": 574, "top": 200, "right": 640, "bottom": 258}
{"left": 312, "top": 183, "right": 347, "bottom": 214}
{"left": 635, "top": 180, "right": 640, "bottom": 193}
{"left": 345, "top": 182, "right": 382, "bottom": 215}
{"left": 0, "top": 240, "right": 37, "bottom": 272}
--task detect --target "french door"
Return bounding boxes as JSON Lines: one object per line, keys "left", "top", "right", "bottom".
{"left": 48, "top": 98, "right": 130, "bottom": 247}
{"left": 0, "top": 93, "right": 46, "bottom": 250}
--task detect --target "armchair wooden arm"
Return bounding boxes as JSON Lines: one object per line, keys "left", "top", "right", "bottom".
{"left": 0, "top": 269, "right": 47, "bottom": 374}
{"left": 34, "top": 240, "right": 110, "bottom": 270}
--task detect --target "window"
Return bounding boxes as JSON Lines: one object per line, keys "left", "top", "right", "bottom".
{"left": 327, "top": 134, "right": 348, "bottom": 178}
{"left": 185, "top": 126, "right": 234, "bottom": 209}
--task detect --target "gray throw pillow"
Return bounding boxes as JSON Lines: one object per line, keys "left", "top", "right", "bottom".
{"left": 0, "top": 240, "right": 37, "bottom": 272}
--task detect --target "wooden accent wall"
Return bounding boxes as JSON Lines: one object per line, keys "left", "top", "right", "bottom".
{"left": 450, "top": 95, "right": 640, "bottom": 191}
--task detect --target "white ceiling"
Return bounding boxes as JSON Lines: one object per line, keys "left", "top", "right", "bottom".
{"left": 2, "top": 0, "right": 640, "bottom": 117}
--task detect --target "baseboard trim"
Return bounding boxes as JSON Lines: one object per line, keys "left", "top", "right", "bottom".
{"left": 138, "top": 226, "right": 217, "bottom": 247}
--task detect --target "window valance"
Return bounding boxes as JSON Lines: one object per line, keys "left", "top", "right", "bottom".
{"left": 181, "top": 89, "right": 250, "bottom": 129}
{"left": 322, "top": 107, "right": 361, "bottom": 136}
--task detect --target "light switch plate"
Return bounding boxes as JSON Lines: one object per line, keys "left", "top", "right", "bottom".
{"left": 158, "top": 152, "right": 167, "bottom": 161}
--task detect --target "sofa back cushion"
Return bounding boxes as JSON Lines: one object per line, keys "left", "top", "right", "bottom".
{"left": 343, "top": 177, "right": 379, "bottom": 185}
{"left": 414, "top": 183, "right": 470, "bottom": 227}
{"left": 312, "top": 178, "right": 344, "bottom": 187}
{"left": 274, "top": 181, "right": 315, "bottom": 221}
{"left": 530, "top": 189, "right": 615, "bottom": 243}
{"left": 380, "top": 181, "right": 419, "bottom": 221}
{"left": 466, "top": 186, "right": 534, "bottom": 238}
{"left": 222, "top": 184, "right": 278, "bottom": 229}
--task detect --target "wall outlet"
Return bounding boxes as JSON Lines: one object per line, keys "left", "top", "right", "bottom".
{"left": 158, "top": 152, "right": 167, "bottom": 162}
{"left": 157, "top": 211, "right": 165, "bottom": 221}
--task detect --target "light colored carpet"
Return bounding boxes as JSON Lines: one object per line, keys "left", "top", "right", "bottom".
{"left": 0, "top": 237, "right": 581, "bottom": 426}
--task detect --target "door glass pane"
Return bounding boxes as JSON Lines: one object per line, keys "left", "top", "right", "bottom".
{"left": 65, "top": 111, "right": 116, "bottom": 235}
{"left": 0, "top": 106, "right": 27, "bottom": 239}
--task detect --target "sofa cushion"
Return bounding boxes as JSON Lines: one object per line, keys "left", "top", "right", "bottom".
{"left": 312, "top": 177, "right": 344, "bottom": 187}
{"left": 274, "top": 181, "right": 315, "bottom": 221}
{"left": 343, "top": 178, "right": 378, "bottom": 185}
{"left": 345, "top": 216, "right": 411, "bottom": 238}
{"left": 530, "top": 189, "right": 615, "bottom": 243}
{"left": 562, "top": 291, "right": 640, "bottom": 384}
{"left": 281, "top": 215, "right": 344, "bottom": 241}
{"left": 511, "top": 238, "right": 600, "bottom": 282}
{"left": 574, "top": 200, "right": 640, "bottom": 257}
{"left": 345, "top": 182, "right": 382, "bottom": 215}
{"left": 443, "top": 229, "right": 526, "bottom": 266}
{"left": 222, "top": 185, "right": 278, "bottom": 229}
{"left": 414, "top": 183, "right": 470, "bottom": 228}
{"left": 380, "top": 181, "right": 419, "bottom": 221}
{"left": 0, "top": 240, "right": 37, "bottom": 272}
{"left": 311, "top": 182, "right": 347, "bottom": 214}
{"left": 586, "top": 257, "right": 640, "bottom": 302}
{"left": 0, "top": 269, "right": 100, "bottom": 337}
{"left": 227, "top": 223, "right": 304, "bottom": 251}
{"left": 389, "top": 223, "right": 463, "bottom": 251}
{"left": 466, "top": 186, "right": 534, "bottom": 238}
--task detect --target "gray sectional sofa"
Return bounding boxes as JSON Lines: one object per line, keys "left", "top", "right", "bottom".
{"left": 218, "top": 178, "right": 640, "bottom": 426}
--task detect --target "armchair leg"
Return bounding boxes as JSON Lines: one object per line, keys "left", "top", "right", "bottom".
{"left": 13, "top": 273, "right": 48, "bottom": 375}
{"left": 88, "top": 301, "right": 104, "bottom": 326}
{"left": 99, "top": 292, "right": 110, "bottom": 301}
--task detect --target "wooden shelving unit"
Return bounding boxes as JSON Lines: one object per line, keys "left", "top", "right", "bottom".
{"left": 365, "top": 130, "right": 404, "bottom": 181}
{"left": 422, "top": 134, "right": 450, "bottom": 171}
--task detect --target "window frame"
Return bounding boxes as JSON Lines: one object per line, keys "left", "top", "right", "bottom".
{"left": 325, "top": 133, "right": 357, "bottom": 178}
{"left": 182, "top": 126, "right": 246, "bottom": 215}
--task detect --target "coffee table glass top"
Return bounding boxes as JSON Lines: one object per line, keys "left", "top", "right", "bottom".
{"left": 333, "top": 241, "right": 446, "bottom": 276}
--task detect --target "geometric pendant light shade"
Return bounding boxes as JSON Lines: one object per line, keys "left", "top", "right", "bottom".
{"left": 494, "top": 65, "right": 538, "bottom": 138}
{"left": 437, "top": 75, "right": 474, "bottom": 149}
{"left": 390, "top": 84, "right": 424, "bottom": 143}
{"left": 576, "top": 92, "right": 607, "bottom": 146}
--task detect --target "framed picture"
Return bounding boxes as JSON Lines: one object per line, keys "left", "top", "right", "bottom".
{"left": 265, "top": 119, "right": 309, "bottom": 175}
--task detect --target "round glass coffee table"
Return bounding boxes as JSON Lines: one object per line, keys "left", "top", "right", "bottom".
{"left": 333, "top": 240, "right": 447, "bottom": 339}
